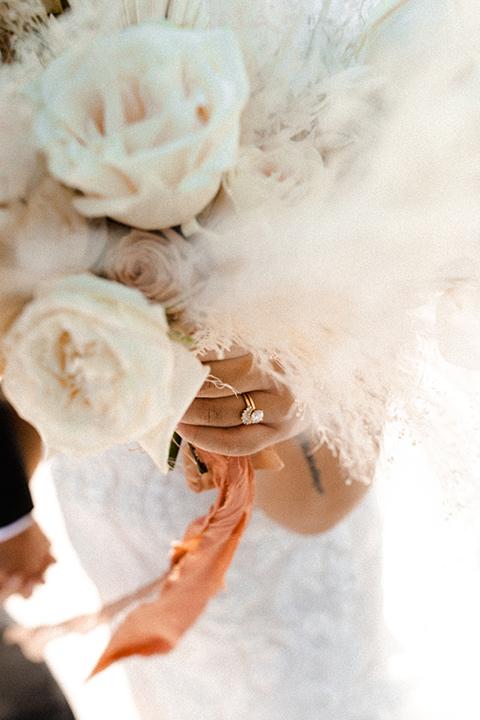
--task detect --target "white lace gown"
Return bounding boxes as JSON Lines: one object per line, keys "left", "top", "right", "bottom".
{"left": 46, "top": 0, "right": 443, "bottom": 718}
{"left": 50, "top": 445, "right": 404, "bottom": 720}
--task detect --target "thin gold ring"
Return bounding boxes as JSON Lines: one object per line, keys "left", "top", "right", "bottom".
{"left": 241, "top": 392, "right": 264, "bottom": 425}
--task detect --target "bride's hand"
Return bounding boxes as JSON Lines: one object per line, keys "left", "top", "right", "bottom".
{"left": 177, "top": 348, "right": 306, "bottom": 457}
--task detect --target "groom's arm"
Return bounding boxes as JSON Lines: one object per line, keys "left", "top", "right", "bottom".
{"left": 0, "top": 397, "right": 54, "bottom": 599}
{"left": 0, "top": 402, "right": 35, "bottom": 530}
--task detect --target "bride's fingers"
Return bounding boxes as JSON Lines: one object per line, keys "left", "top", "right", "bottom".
{"left": 181, "top": 391, "right": 292, "bottom": 428}
{"left": 183, "top": 349, "right": 305, "bottom": 454}
{"left": 176, "top": 421, "right": 286, "bottom": 457}
{"left": 197, "top": 355, "right": 277, "bottom": 398}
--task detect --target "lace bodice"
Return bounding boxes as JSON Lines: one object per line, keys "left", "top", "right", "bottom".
{"left": 50, "top": 445, "right": 404, "bottom": 720}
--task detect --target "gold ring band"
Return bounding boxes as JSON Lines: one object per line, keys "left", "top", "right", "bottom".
{"left": 241, "top": 392, "right": 264, "bottom": 425}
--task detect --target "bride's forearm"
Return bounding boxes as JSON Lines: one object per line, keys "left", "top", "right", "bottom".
{"left": 254, "top": 435, "right": 370, "bottom": 535}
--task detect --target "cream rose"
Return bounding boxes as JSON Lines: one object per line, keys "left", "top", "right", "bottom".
{"left": 1, "top": 274, "right": 208, "bottom": 471}
{"left": 28, "top": 22, "right": 249, "bottom": 230}
{"left": 0, "top": 93, "right": 38, "bottom": 205}
{"left": 223, "top": 141, "right": 324, "bottom": 211}
{"left": 105, "top": 228, "right": 202, "bottom": 306}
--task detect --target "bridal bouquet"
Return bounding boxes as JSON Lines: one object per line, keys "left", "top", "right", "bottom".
{"left": 0, "top": 0, "right": 264, "bottom": 669}
{"left": 0, "top": 0, "right": 396, "bottom": 484}
{"left": 0, "top": 3, "right": 251, "bottom": 472}
{"left": 4, "top": 0, "right": 480, "bottom": 672}
{"left": 0, "top": 0, "right": 403, "bottom": 482}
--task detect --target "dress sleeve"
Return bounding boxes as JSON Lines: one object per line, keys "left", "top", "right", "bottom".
{"left": 0, "top": 402, "right": 34, "bottom": 528}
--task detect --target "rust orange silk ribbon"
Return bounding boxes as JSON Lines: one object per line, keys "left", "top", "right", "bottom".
{"left": 91, "top": 449, "right": 255, "bottom": 674}
{"left": 5, "top": 450, "right": 255, "bottom": 675}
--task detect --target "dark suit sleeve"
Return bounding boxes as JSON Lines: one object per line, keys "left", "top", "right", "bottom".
{"left": 0, "top": 403, "right": 34, "bottom": 528}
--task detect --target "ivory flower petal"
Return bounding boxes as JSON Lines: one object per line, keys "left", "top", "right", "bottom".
{"left": 223, "top": 141, "right": 325, "bottom": 210}
{"left": 1, "top": 274, "right": 208, "bottom": 467}
{"left": 28, "top": 23, "right": 249, "bottom": 229}
{"left": 139, "top": 339, "right": 209, "bottom": 472}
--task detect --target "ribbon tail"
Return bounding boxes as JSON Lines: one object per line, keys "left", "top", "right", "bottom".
{"left": 4, "top": 576, "right": 164, "bottom": 663}
{"left": 91, "top": 452, "right": 255, "bottom": 676}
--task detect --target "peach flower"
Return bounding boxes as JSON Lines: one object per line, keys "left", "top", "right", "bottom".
{"left": 105, "top": 228, "right": 202, "bottom": 306}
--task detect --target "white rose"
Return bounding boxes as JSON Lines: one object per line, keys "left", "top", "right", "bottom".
{"left": 28, "top": 22, "right": 249, "bottom": 230}
{"left": 223, "top": 141, "right": 324, "bottom": 211}
{"left": 1, "top": 274, "right": 208, "bottom": 471}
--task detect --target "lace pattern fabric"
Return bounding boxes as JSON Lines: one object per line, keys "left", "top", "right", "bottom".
{"left": 50, "top": 445, "right": 404, "bottom": 720}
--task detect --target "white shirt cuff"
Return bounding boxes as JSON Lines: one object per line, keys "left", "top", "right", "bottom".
{"left": 0, "top": 514, "right": 34, "bottom": 542}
